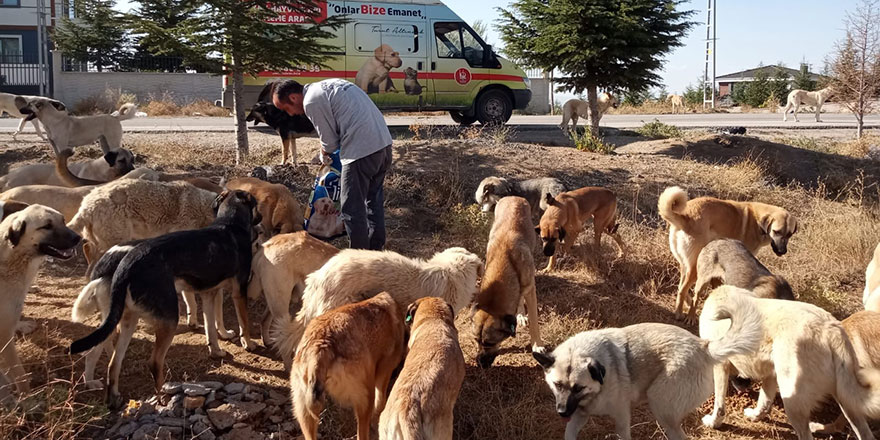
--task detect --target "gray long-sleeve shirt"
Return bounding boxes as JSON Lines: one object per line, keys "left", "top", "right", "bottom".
{"left": 303, "top": 79, "right": 392, "bottom": 165}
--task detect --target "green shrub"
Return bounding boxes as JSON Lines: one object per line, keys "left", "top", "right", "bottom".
{"left": 569, "top": 127, "right": 615, "bottom": 154}
{"left": 637, "top": 119, "right": 683, "bottom": 139}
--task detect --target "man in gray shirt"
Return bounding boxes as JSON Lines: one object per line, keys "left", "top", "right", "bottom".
{"left": 273, "top": 79, "right": 393, "bottom": 250}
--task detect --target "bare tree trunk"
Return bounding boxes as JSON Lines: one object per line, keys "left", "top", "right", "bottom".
{"left": 586, "top": 82, "right": 600, "bottom": 134}
{"left": 232, "top": 51, "right": 249, "bottom": 165}
{"left": 858, "top": 115, "right": 864, "bottom": 139}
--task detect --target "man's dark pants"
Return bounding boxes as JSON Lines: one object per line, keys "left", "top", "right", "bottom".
{"left": 340, "top": 145, "right": 392, "bottom": 250}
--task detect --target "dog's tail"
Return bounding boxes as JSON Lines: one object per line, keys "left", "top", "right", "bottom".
{"left": 379, "top": 407, "right": 424, "bottom": 440}
{"left": 69, "top": 265, "right": 131, "bottom": 354}
{"left": 114, "top": 103, "right": 137, "bottom": 121}
{"left": 292, "top": 339, "right": 334, "bottom": 420}
{"left": 71, "top": 278, "right": 107, "bottom": 323}
{"left": 55, "top": 149, "right": 103, "bottom": 187}
{"left": 271, "top": 315, "right": 307, "bottom": 368}
{"left": 657, "top": 186, "right": 691, "bottom": 231}
{"left": 702, "top": 291, "right": 763, "bottom": 363}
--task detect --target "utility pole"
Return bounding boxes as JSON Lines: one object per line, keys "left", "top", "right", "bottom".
{"left": 35, "top": 0, "right": 50, "bottom": 96}
{"left": 702, "top": 0, "right": 716, "bottom": 109}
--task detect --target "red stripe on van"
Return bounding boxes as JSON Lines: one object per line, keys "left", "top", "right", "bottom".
{"left": 257, "top": 71, "right": 525, "bottom": 83}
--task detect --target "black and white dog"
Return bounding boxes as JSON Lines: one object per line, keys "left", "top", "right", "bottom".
{"left": 245, "top": 81, "right": 315, "bottom": 165}
{"left": 69, "top": 190, "right": 261, "bottom": 408}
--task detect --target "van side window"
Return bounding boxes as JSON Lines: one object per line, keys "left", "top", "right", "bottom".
{"left": 434, "top": 22, "right": 486, "bottom": 67}
{"left": 356, "top": 23, "right": 421, "bottom": 54}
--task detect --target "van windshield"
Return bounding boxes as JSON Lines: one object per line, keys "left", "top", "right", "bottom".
{"left": 434, "top": 22, "right": 485, "bottom": 67}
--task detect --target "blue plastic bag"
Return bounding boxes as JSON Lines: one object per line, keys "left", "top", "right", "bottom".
{"left": 304, "top": 150, "right": 346, "bottom": 239}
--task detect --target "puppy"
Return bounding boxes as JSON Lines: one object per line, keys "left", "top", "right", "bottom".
{"left": 0, "top": 92, "right": 64, "bottom": 141}
{"left": 68, "top": 190, "right": 260, "bottom": 408}
{"left": 537, "top": 186, "right": 625, "bottom": 271}
{"left": 292, "top": 292, "right": 406, "bottom": 440}
{"left": 403, "top": 67, "right": 423, "bottom": 95}
{"left": 226, "top": 177, "right": 304, "bottom": 242}
{"left": 472, "top": 197, "right": 542, "bottom": 367}
{"left": 379, "top": 297, "right": 465, "bottom": 440}
{"left": 688, "top": 238, "right": 795, "bottom": 322}
{"left": 0, "top": 204, "right": 81, "bottom": 393}
{"left": 245, "top": 101, "right": 315, "bottom": 165}
{"left": 475, "top": 176, "right": 566, "bottom": 219}
{"left": 534, "top": 291, "right": 761, "bottom": 440}
{"left": 864, "top": 242, "right": 880, "bottom": 311}
{"left": 558, "top": 93, "right": 620, "bottom": 129}
{"left": 658, "top": 186, "right": 798, "bottom": 322}
{"left": 15, "top": 96, "right": 136, "bottom": 155}
{"left": 248, "top": 231, "right": 339, "bottom": 357}
{"left": 0, "top": 148, "right": 134, "bottom": 191}
{"left": 355, "top": 44, "right": 403, "bottom": 94}
{"left": 273, "top": 247, "right": 483, "bottom": 364}
{"left": 305, "top": 196, "right": 343, "bottom": 238}
{"left": 700, "top": 286, "right": 880, "bottom": 440}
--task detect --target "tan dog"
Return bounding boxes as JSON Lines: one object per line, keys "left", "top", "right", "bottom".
{"left": 473, "top": 197, "right": 542, "bottom": 367}
{"left": 658, "top": 186, "right": 797, "bottom": 323}
{"left": 226, "top": 177, "right": 303, "bottom": 242}
{"left": 782, "top": 87, "right": 834, "bottom": 122}
{"left": 537, "top": 186, "right": 625, "bottom": 272}
{"left": 0, "top": 203, "right": 81, "bottom": 393}
{"left": 558, "top": 93, "right": 620, "bottom": 129}
{"left": 667, "top": 93, "right": 684, "bottom": 114}
{"left": 379, "top": 297, "right": 465, "bottom": 440}
{"left": 864, "top": 243, "right": 880, "bottom": 311}
{"left": 0, "top": 149, "right": 134, "bottom": 191}
{"left": 291, "top": 292, "right": 406, "bottom": 440}
{"left": 0, "top": 185, "right": 93, "bottom": 222}
{"left": 248, "top": 231, "right": 338, "bottom": 359}
{"left": 355, "top": 44, "right": 403, "bottom": 94}
{"left": 700, "top": 286, "right": 880, "bottom": 440}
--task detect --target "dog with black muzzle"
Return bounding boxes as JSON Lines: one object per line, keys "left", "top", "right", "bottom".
{"left": 68, "top": 190, "right": 261, "bottom": 408}
{"left": 536, "top": 186, "right": 625, "bottom": 272}
{"left": 0, "top": 202, "right": 81, "bottom": 393}
{"left": 245, "top": 101, "right": 315, "bottom": 165}
{"left": 533, "top": 291, "right": 762, "bottom": 440}
{"left": 472, "top": 196, "right": 543, "bottom": 368}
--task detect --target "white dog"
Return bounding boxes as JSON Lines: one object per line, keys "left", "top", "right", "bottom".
{"left": 782, "top": 87, "right": 833, "bottom": 122}
{"left": 667, "top": 93, "right": 684, "bottom": 114}
{"left": 559, "top": 93, "right": 619, "bottom": 129}
{"left": 272, "top": 247, "right": 483, "bottom": 368}
{"left": 0, "top": 92, "right": 65, "bottom": 141}
{"left": 15, "top": 96, "right": 136, "bottom": 154}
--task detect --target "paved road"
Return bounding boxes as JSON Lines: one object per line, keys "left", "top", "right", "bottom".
{"left": 1, "top": 112, "right": 878, "bottom": 133}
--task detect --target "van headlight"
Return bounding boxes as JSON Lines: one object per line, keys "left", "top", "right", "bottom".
{"left": 522, "top": 77, "right": 531, "bottom": 88}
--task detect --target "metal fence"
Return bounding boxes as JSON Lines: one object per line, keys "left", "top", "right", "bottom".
{"left": 0, "top": 54, "right": 44, "bottom": 87}
{"left": 61, "top": 55, "right": 213, "bottom": 73}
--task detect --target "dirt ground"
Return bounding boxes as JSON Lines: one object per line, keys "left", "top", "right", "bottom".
{"left": 1, "top": 124, "right": 879, "bottom": 439}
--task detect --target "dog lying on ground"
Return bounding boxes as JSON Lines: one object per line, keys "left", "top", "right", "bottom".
{"left": 246, "top": 101, "right": 315, "bottom": 165}
{"left": 475, "top": 176, "right": 566, "bottom": 219}
{"left": 379, "top": 297, "right": 465, "bottom": 440}
{"left": 537, "top": 186, "right": 626, "bottom": 272}
{"left": 0, "top": 92, "right": 65, "bottom": 141}
{"left": 700, "top": 286, "right": 880, "bottom": 440}
{"left": 1, "top": 203, "right": 80, "bottom": 393}
{"left": 355, "top": 44, "right": 403, "bottom": 94}
{"left": 292, "top": 292, "right": 406, "bottom": 440}
{"left": 68, "top": 190, "right": 260, "bottom": 408}
{"left": 273, "top": 247, "right": 483, "bottom": 365}
{"left": 67, "top": 178, "right": 218, "bottom": 278}
{"left": 247, "top": 231, "right": 338, "bottom": 357}
{"left": 667, "top": 93, "right": 684, "bottom": 114}
{"left": 864, "top": 243, "right": 880, "bottom": 312}
{"left": 782, "top": 87, "right": 834, "bottom": 122}
{"left": 687, "top": 238, "right": 795, "bottom": 322}
{"left": 16, "top": 96, "right": 137, "bottom": 155}
{"left": 658, "top": 186, "right": 797, "bottom": 323}
{"left": 225, "top": 177, "right": 303, "bottom": 242}
{"left": 472, "top": 197, "right": 542, "bottom": 368}
{"left": 558, "top": 93, "right": 619, "bottom": 129}
{"left": 0, "top": 185, "right": 93, "bottom": 222}
{"left": 0, "top": 148, "right": 134, "bottom": 191}
{"left": 533, "top": 291, "right": 760, "bottom": 440}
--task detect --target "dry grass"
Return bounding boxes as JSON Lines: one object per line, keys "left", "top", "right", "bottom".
{"left": 180, "top": 100, "right": 230, "bottom": 117}
{"left": 71, "top": 88, "right": 138, "bottom": 115}
{"left": 1, "top": 129, "right": 879, "bottom": 439}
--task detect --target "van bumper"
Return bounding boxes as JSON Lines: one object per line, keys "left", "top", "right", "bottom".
{"left": 512, "top": 89, "right": 531, "bottom": 110}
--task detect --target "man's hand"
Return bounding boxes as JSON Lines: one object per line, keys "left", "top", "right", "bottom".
{"left": 320, "top": 150, "right": 332, "bottom": 165}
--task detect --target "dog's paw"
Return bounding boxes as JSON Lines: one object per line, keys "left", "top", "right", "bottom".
{"left": 702, "top": 413, "right": 723, "bottom": 429}
{"left": 532, "top": 345, "right": 547, "bottom": 355}
{"left": 218, "top": 329, "right": 236, "bottom": 340}
{"left": 83, "top": 379, "right": 105, "bottom": 391}
{"left": 743, "top": 406, "right": 767, "bottom": 421}
{"left": 241, "top": 337, "right": 257, "bottom": 352}
{"left": 516, "top": 314, "right": 529, "bottom": 329}
{"left": 208, "top": 347, "right": 228, "bottom": 359}
{"left": 15, "top": 320, "right": 37, "bottom": 336}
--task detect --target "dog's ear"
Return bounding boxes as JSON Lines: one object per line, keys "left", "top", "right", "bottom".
{"left": 483, "top": 183, "right": 495, "bottom": 195}
{"left": 0, "top": 200, "right": 28, "bottom": 221}
{"left": 103, "top": 150, "right": 119, "bottom": 166}
{"left": 544, "top": 192, "right": 555, "bottom": 206}
{"left": 588, "top": 359, "right": 606, "bottom": 385}
{"left": 502, "top": 314, "right": 517, "bottom": 337}
{"left": 532, "top": 349, "right": 555, "bottom": 369}
{"left": 50, "top": 100, "right": 66, "bottom": 111}
{"left": 374, "top": 45, "right": 385, "bottom": 59}
{"left": 14, "top": 96, "right": 29, "bottom": 112}
{"left": 405, "top": 301, "right": 419, "bottom": 326}
{"left": 790, "top": 217, "right": 798, "bottom": 235}
{"left": 759, "top": 214, "right": 773, "bottom": 235}
{"left": 534, "top": 225, "right": 541, "bottom": 235}
{"left": 558, "top": 228, "right": 567, "bottom": 243}
{"left": 7, "top": 218, "right": 26, "bottom": 247}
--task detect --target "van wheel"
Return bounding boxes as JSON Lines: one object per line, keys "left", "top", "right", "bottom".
{"left": 476, "top": 90, "right": 512, "bottom": 125}
{"left": 450, "top": 111, "right": 477, "bottom": 126}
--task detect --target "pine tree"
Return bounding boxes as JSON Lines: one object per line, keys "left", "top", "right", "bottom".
{"left": 792, "top": 63, "right": 816, "bottom": 91}
{"left": 498, "top": 0, "right": 695, "bottom": 133}
{"left": 131, "top": 0, "right": 199, "bottom": 71}
{"left": 53, "top": 0, "right": 130, "bottom": 72}
{"left": 131, "top": 1, "right": 345, "bottom": 163}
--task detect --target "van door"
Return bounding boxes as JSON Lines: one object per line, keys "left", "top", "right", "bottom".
{"left": 429, "top": 21, "right": 490, "bottom": 110}
{"left": 348, "top": 21, "right": 432, "bottom": 109}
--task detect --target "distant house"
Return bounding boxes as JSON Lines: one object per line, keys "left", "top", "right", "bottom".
{"left": 0, "top": 0, "right": 61, "bottom": 95}
{"left": 715, "top": 65, "right": 821, "bottom": 98}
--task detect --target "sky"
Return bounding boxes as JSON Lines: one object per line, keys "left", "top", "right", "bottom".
{"left": 116, "top": 0, "right": 859, "bottom": 100}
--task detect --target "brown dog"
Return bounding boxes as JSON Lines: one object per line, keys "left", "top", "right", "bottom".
{"left": 473, "top": 196, "right": 543, "bottom": 368}
{"left": 537, "top": 186, "right": 625, "bottom": 272}
{"left": 354, "top": 44, "right": 403, "bottom": 94}
{"left": 658, "top": 186, "right": 798, "bottom": 322}
{"left": 291, "top": 292, "right": 406, "bottom": 440}
{"left": 226, "top": 177, "right": 303, "bottom": 242}
{"left": 379, "top": 297, "right": 465, "bottom": 440}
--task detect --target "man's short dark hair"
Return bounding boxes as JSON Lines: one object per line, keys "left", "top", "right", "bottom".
{"left": 274, "top": 80, "right": 304, "bottom": 99}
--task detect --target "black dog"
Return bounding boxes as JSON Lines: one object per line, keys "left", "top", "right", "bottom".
{"left": 246, "top": 81, "right": 315, "bottom": 165}
{"left": 69, "top": 190, "right": 261, "bottom": 408}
